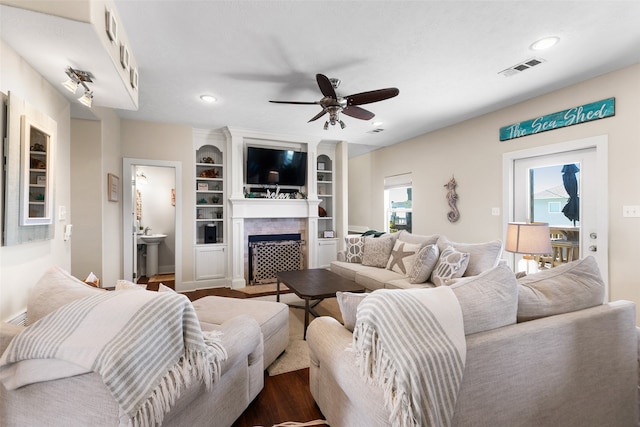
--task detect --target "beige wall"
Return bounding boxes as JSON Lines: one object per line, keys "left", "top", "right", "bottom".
{"left": 70, "top": 119, "right": 103, "bottom": 281}
{"left": 120, "top": 120, "right": 195, "bottom": 283}
{"left": 0, "top": 40, "right": 72, "bottom": 321}
{"left": 348, "top": 64, "right": 640, "bottom": 320}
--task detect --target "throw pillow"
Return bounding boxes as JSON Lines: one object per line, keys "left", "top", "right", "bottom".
{"left": 26, "top": 266, "right": 105, "bottom": 325}
{"left": 386, "top": 240, "right": 422, "bottom": 275}
{"left": 336, "top": 291, "right": 369, "bottom": 332}
{"left": 116, "top": 280, "right": 147, "bottom": 291}
{"left": 516, "top": 256, "right": 605, "bottom": 322}
{"left": 437, "top": 237, "right": 503, "bottom": 276}
{"left": 345, "top": 236, "right": 365, "bottom": 263}
{"left": 430, "top": 246, "right": 470, "bottom": 286}
{"left": 408, "top": 244, "right": 440, "bottom": 284}
{"left": 158, "top": 283, "right": 176, "bottom": 293}
{"left": 362, "top": 235, "right": 395, "bottom": 268}
{"left": 449, "top": 263, "right": 518, "bottom": 335}
{"left": 398, "top": 230, "right": 440, "bottom": 248}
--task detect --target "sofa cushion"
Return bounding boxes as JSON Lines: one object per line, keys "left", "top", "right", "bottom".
{"left": 27, "top": 266, "right": 105, "bottom": 325}
{"left": 431, "top": 246, "right": 470, "bottom": 286}
{"left": 355, "top": 268, "right": 404, "bottom": 291}
{"left": 362, "top": 235, "right": 394, "bottom": 268}
{"left": 397, "top": 230, "right": 440, "bottom": 247}
{"left": 408, "top": 244, "right": 440, "bottom": 284}
{"left": 385, "top": 240, "right": 422, "bottom": 275}
{"left": 448, "top": 263, "right": 518, "bottom": 335}
{"left": 336, "top": 291, "right": 369, "bottom": 332}
{"left": 115, "top": 280, "right": 147, "bottom": 291}
{"left": 516, "top": 256, "right": 605, "bottom": 322}
{"left": 385, "top": 278, "right": 435, "bottom": 290}
{"left": 437, "top": 237, "right": 503, "bottom": 276}
{"left": 330, "top": 261, "right": 372, "bottom": 281}
{"left": 345, "top": 236, "right": 365, "bottom": 263}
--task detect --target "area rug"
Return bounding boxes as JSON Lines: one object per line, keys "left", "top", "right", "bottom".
{"left": 253, "top": 293, "right": 342, "bottom": 376}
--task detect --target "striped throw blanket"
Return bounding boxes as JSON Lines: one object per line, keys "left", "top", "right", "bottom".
{"left": 353, "top": 287, "right": 466, "bottom": 427}
{"left": 0, "top": 290, "right": 227, "bottom": 427}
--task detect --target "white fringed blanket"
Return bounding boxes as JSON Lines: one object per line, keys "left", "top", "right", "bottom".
{"left": 0, "top": 290, "right": 227, "bottom": 427}
{"left": 352, "top": 287, "right": 466, "bottom": 427}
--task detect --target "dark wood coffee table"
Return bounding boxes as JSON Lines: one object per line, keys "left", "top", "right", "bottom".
{"left": 277, "top": 268, "right": 365, "bottom": 339}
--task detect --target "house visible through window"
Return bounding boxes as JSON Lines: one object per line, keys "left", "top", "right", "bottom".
{"left": 384, "top": 173, "right": 412, "bottom": 233}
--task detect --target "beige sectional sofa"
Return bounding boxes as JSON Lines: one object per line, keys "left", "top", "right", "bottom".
{"left": 0, "top": 267, "right": 272, "bottom": 427}
{"left": 309, "top": 256, "right": 639, "bottom": 426}
{"left": 331, "top": 230, "right": 504, "bottom": 290}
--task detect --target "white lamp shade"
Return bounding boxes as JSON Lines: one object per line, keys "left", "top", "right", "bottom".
{"left": 505, "top": 222, "right": 552, "bottom": 255}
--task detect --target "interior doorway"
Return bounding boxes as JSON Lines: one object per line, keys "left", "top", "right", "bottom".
{"left": 122, "top": 158, "right": 182, "bottom": 288}
{"left": 503, "top": 135, "right": 609, "bottom": 299}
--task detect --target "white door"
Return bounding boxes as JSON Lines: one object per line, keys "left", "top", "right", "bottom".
{"left": 506, "top": 137, "right": 608, "bottom": 298}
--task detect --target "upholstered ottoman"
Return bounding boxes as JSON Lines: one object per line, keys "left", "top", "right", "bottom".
{"left": 192, "top": 296, "right": 289, "bottom": 368}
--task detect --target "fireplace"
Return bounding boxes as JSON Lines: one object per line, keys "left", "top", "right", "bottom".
{"left": 248, "top": 233, "right": 304, "bottom": 284}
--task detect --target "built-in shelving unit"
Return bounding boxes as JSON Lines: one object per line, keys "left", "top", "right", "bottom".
{"left": 317, "top": 153, "right": 334, "bottom": 238}
{"left": 193, "top": 129, "right": 229, "bottom": 286}
{"left": 195, "top": 146, "right": 224, "bottom": 244}
{"left": 316, "top": 149, "right": 338, "bottom": 267}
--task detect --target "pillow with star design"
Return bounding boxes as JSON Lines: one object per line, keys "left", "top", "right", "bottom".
{"left": 385, "top": 240, "right": 422, "bottom": 276}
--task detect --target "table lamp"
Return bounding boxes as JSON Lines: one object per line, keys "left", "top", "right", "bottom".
{"left": 505, "top": 222, "right": 552, "bottom": 274}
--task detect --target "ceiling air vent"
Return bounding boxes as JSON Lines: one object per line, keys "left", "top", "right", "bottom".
{"left": 368, "top": 128, "right": 385, "bottom": 133}
{"left": 499, "top": 57, "right": 546, "bottom": 77}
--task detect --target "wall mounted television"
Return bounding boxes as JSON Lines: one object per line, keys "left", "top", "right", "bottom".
{"left": 246, "top": 147, "right": 307, "bottom": 186}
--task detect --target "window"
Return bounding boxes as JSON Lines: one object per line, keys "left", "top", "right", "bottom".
{"left": 384, "top": 174, "right": 412, "bottom": 233}
{"left": 548, "top": 201, "right": 561, "bottom": 213}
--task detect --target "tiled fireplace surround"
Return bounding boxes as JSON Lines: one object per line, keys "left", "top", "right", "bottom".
{"left": 243, "top": 218, "right": 308, "bottom": 283}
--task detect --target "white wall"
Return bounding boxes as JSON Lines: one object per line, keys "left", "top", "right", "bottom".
{"left": 348, "top": 64, "right": 640, "bottom": 322}
{"left": 0, "top": 40, "right": 72, "bottom": 321}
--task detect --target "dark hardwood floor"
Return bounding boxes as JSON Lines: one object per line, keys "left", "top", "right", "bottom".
{"left": 233, "top": 369, "right": 325, "bottom": 427}
{"left": 172, "top": 284, "right": 326, "bottom": 426}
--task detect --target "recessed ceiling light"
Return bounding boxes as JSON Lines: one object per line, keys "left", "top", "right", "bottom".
{"left": 530, "top": 36, "right": 560, "bottom": 51}
{"left": 200, "top": 94, "right": 217, "bottom": 103}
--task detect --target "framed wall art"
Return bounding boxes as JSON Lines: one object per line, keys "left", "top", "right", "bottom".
{"left": 108, "top": 173, "right": 119, "bottom": 202}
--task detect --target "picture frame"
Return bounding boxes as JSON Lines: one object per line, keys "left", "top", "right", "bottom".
{"left": 317, "top": 162, "right": 325, "bottom": 170}
{"left": 197, "top": 182, "right": 209, "bottom": 191}
{"left": 130, "top": 67, "right": 138, "bottom": 89}
{"left": 105, "top": 9, "right": 118, "bottom": 42}
{"left": 323, "top": 230, "right": 335, "bottom": 238}
{"left": 120, "top": 43, "right": 130, "bottom": 70}
{"left": 108, "top": 173, "right": 119, "bottom": 202}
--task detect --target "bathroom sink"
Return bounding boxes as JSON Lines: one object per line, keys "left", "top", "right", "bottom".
{"left": 139, "top": 234, "right": 167, "bottom": 244}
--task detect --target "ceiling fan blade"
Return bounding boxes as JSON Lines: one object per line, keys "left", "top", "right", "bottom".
{"left": 308, "top": 109, "right": 328, "bottom": 122}
{"left": 346, "top": 88, "right": 399, "bottom": 106}
{"left": 316, "top": 74, "right": 337, "bottom": 99}
{"left": 269, "top": 100, "right": 319, "bottom": 105}
{"left": 342, "top": 106, "right": 375, "bottom": 120}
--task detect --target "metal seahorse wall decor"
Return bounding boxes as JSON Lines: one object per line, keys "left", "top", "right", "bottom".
{"left": 445, "top": 176, "right": 460, "bottom": 223}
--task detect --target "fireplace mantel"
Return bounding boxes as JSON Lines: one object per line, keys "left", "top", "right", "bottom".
{"left": 229, "top": 197, "right": 321, "bottom": 289}
{"left": 229, "top": 198, "right": 320, "bottom": 219}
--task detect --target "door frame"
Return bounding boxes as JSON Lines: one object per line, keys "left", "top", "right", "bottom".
{"left": 122, "top": 158, "right": 182, "bottom": 287}
{"left": 502, "top": 135, "right": 609, "bottom": 296}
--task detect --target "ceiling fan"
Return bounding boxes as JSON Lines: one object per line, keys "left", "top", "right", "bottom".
{"left": 269, "top": 74, "right": 399, "bottom": 129}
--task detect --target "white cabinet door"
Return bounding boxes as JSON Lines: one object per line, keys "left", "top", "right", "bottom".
{"left": 317, "top": 238, "right": 338, "bottom": 268}
{"left": 195, "top": 245, "right": 227, "bottom": 280}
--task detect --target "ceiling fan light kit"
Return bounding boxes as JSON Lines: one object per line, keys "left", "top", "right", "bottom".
{"left": 269, "top": 73, "right": 399, "bottom": 130}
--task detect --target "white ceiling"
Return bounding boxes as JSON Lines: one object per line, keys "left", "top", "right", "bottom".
{"left": 4, "top": 1, "right": 640, "bottom": 157}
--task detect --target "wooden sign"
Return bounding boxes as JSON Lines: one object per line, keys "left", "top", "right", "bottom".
{"left": 500, "top": 97, "right": 615, "bottom": 141}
